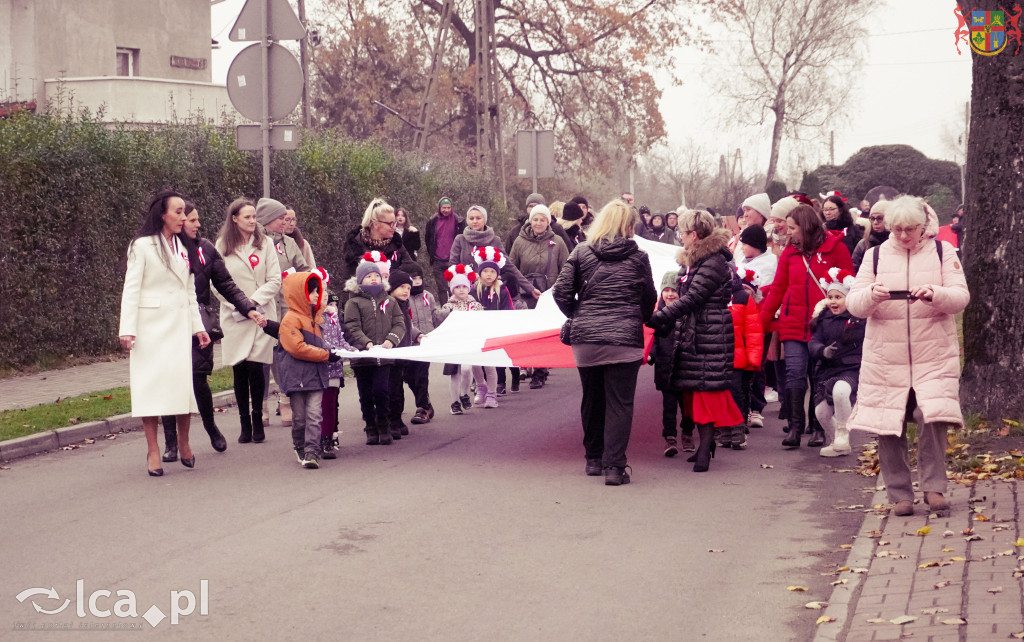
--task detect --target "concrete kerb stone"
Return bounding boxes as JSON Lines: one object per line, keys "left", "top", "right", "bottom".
{"left": 1, "top": 390, "right": 238, "bottom": 462}
{"left": 813, "top": 483, "right": 889, "bottom": 642}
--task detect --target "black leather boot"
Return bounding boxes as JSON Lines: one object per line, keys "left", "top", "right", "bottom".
{"left": 781, "top": 389, "right": 806, "bottom": 448}
{"left": 692, "top": 423, "right": 716, "bottom": 472}
{"left": 251, "top": 410, "right": 265, "bottom": 443}
{"left": 161, "top": 416, "right": 179, "bottom": 462}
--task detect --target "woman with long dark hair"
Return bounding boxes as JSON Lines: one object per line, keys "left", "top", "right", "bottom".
{"left": 821, "top": 194, "right": 860, "bottom": 257}
{"left": 159, "top": 202, "right": 264, "bottom": 460}
{"left": 760, "top": 205, "right": 853, "bottom": 449}
{"left": 215, "top": 198, "right": 282, "bottom": 444}
{"left": 118, "top": 190, "right": 211, "bottom": 476}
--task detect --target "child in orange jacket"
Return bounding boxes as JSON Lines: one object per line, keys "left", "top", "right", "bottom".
{"left": 723, "top": 272, "right": 764, "bottom": 449}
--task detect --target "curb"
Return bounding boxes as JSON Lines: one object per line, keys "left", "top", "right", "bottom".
{"left": 0, "top": 391, "right": 237, "bottom": 463}
{"left": 813, "top": 480, "right": 888, "bottom": 642}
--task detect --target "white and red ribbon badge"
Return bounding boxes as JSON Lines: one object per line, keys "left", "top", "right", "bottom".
{"left": 179, "top": 250, "right": 190, "bottom": 269}
{"left": 276, "top": 242, "right": 285, "bottom": 256}
{"left": 380, "top": 299, "right": 390, "bottom": 313}
{"left": 197, "top": 246, "right": 207, "bottom": 266}
{"left": 248, "top": 254, "right": 260, "bottom": 269}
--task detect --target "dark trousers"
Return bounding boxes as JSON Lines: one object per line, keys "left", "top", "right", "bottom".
{"left": 161, "top": 372, "right": 216, "bottom": 436}
{"left": 660, "top": 390, "right": 692, "bottom": 438}
{"left": 388, "top": 361, "right": 407, "bottom": 428}
{"left": 729, "top": 369, "right": 757, "bottom": 423}
{"left": 232, "top": 360, "right": 266, "bottom": 418}
{"left": 495, "top": 367, "right": 521, "bottom": 387}
{"left": 354, "top": 365, "right": 391, "bottom": 430}
{"left": 320, "top": 386, "right": 339, "bottom": 437}
{"left": 578, "top": 360, "right": 642, "bottom": 468}
{"left": 431, "top": 261, "right": 450, "bottom": 305}
{"left": 402, "top": 360, "right": 432, "bottom": 409}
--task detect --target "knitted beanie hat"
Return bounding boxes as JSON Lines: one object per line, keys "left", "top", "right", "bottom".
{"left": 770, "top": 196, "right": 802, "bottom": 220}
{"left": 741, "top": 193, "right": 771, "bottom": 222}
{"left": 355, "top": 259, "right": 381, "bottom": 284}
{"left": 444, "top": 264, "right": 477, "bottom": 291}
{"left": 388, "top": 269, "right": 413, "bottom": 292}
{"left": 468, "top": 205, "right": 488, "bottom": 223}
{"left": 562, "top": 201, "right": 585, "bottom": 222}
{"left": 255, "top": 197, "right": 287, "bottom": 226}
{"left": 529, "top": 204, "right": 552, "bottom": 225}
{"left": 660, "top": 271, "right": 679, "bottom": 291}
{"left": 359, "top": 250, "right": 391, "bottom": 277}
{"left": 473, "top": 246, "right": 506, "bottom": 274}
{"left": 739, "top": 224, "right": 768, "bottom": 253}
{"left": 526, "top": 192, "right": 546, "bottom": 207}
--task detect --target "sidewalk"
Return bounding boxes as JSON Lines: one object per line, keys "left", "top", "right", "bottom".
{"left": 817, "top": 478, "right": 1024, "bottom": 641}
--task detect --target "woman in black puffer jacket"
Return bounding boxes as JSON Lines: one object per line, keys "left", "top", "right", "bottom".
{"left": 553, "top": 199, "right": 657, "bottom": 487}
{"left": 161, "top": 202, "right": 261, "bottom": 460}
{"left": 648, "top": 209, "right": 743, "bottom": 473}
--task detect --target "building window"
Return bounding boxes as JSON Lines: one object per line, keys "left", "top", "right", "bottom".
{"left": 116, "top": 48, "right": 139, "bottom": 77}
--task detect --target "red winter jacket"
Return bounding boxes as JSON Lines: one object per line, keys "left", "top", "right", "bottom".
{"left": 730, "top": 286, "right": 763, "bottom": 370}
{"left": 759, "top": 231, "right": 853, "bottom": 342}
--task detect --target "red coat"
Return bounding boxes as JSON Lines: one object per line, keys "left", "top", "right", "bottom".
{"left": 759, "top": 231, "right": 853, "bottom": 342}
{"left": 730, "top": 290, "right": 763, "bottom": 370}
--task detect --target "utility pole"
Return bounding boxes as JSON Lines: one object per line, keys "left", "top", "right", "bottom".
{"left": 829, "top": 130, "right": 834, "bottom": 166}
{"left": 297, "top": 0, "right": 310, "bottom": 129}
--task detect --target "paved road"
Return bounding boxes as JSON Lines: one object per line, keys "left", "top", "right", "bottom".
{"left": 1, "top": 365, "right": 871, "bottom": 640}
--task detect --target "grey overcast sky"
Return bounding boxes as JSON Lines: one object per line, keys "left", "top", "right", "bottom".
{"left": 212, "top": 0, "right": 974, "bottom": 179}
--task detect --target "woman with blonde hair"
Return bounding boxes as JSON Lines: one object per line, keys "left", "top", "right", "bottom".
{"left": 648, "top": 209, "right": 743, "bottom": 473}
{"left": 341, "top": 197, "right": 417, "bottom": 281}
{"left": 553, "top": 200, "right": 657, "bottom": 486}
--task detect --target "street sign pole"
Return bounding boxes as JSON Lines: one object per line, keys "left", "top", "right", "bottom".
{"left": 532, "top": 129, "right": 538, "bottom": 195}
{"left": 261, "top": 0, "right": 271, "bottom": 198}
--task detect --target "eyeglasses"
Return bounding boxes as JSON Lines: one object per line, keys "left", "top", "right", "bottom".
{"left": 375, "top": 218, "right": 397, "bottom": 228}
{"left": 869, "top": 215, "right": 884, "bottom": 222}
{"left": 891, "top": 225, "right": 922, "bottom": 236}
{"left": 822, "top": 206, "right": 839, "bottom": 213}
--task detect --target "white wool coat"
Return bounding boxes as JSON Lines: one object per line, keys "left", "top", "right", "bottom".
{"left": 118, "top": 235, "right": 204, "bottom": 417}
{"left": 215, "top": 236, "right": 282, "bottom": 365}
{"left": 846, "top": 215, "right": 969, "bottom": 436}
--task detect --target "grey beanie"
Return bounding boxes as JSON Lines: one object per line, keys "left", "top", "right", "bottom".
{"left": 660, "top": 271, "right": 678, "bottom": 291}
{"left": 355, "top": 259, "right": 382, "bottom": 284}
{"left": 526, "top": 192, "right": 546, "bottom": 207}
{"left": 256, "top": 198, "right": 287, "bottom": 226}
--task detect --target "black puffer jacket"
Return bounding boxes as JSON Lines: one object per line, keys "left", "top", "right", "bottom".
{"left": 808, "top": 307, "right": 865, "bottom": 382}
{"left": 186, "top": 237, "right": 255, "bottom": 374}
{"left": 552, "top": 238, "right": 656, "bottom": 348}
{"left": 340, "top": 226, "right": 418, "bottom": 283}
{"left": 649, "top": 229, "right": 734, "bottom": 392}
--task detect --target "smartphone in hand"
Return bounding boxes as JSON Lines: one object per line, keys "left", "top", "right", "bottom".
{"left": 888, "top": 290, "right": 917, "bottom": 300}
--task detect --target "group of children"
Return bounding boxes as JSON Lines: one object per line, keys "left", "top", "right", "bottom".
{"left": 271, "top": 244, "right": 519, "bottom": 469}
{"left": 648, "top": 223, "right": 867, "bottom": 459}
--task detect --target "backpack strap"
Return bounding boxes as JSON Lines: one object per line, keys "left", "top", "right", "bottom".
{"left": 873, "top": 239, "right": 944, "bottom": 276}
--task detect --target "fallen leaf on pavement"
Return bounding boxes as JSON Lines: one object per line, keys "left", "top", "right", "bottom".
{"left": 84, "top": 438, "right": 95, "bottom": 444}
{"left": 934, "top": 580, "right": 952, "bottom": 589}
{"left": 850, "top": 567, "right": 869, "bottom": 574}
{"left": 1000, "top": 550, "right": 1015, "bottom": 556}
{"left": 805, "top": 601, "right": 828, "bottom": 609}
{"left": 105, "top": 434, "right": 117, "bottom": 440}
{"left": 837, "top": 566, "right": 850, "bottom": 572}
{"left": 840, "top": 544, "right": 852, "bottom": 550}
{"left": 1009, "top": 631, "right": 1024, "bottom": 639}
{"left": 921, "top": 607, "right": 949, "bottom": 615}
{"left": 890, "top": 615, "right": 917, "bottom": 625}
{"left": 975, "top": 514, "right": 990, "bottom": 522}
{"left": 963, "top": 528, "right": 974, "bottom": 534}
{"left": 988, "top": 586, "right": 1003, "bottom": 594}
{"left": 942, "top": 618, "right": 967, "bottom": 625}
{"left": 787, "top": 586, "right": 808, "bottom": 592}
{"left": 68, "top": 417, "right": 78, "bottom": 425}
{"left": 949, "top": 556, "right": 967, "bottom": 562}
{"left": 866, "top": 618, "right": 887, "bottom": 624}
{"left": 943, "top": 530, "right": 955, "bottom": 537}
{"left": 916, "top": 526, "right": 931, "bottom": 536}
{"left": 831, "top": 579, "right": 848, "bottom": 586}
{"left": 965, "top": 535, "right": 983, "bottom": 542}
{"left": 760, "top": 464, "right": 773, "bottom": 469}
{"left": 708, "top": 549, "right": 725, "bottom": 553}
{"left": 816, "top": 615, "right": 836, "bottom": 624}
{"left": 918, "top": 561, "right": 940, "bottom": 568}
{"left": 866, "top": 529, "right": 884, "bottom": 538}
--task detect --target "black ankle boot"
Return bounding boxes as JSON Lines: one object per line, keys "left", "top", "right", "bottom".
{"left": 206, "top": 423, "right": 228, "bottom": 452}
{"left": 693, "top": 424, "right": 716, "bottom": 472}
{"left": 162, "top": 421, "right": 179, "bottom": 462}
{"left": 251, "top": 410, "right": 265, "bottom": 443}
{"left": 807, "top": 428, "right": 826, "bottom": 447}
{"left": 238, "top": 413, "right": 253, "bottom": 444}
{"left": 782, "top": 389, "right": 806, "bottom": 448}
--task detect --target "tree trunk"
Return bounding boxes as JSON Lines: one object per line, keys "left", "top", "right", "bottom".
{"left": 958, "top": 0, "right": 1024, "bottom": 421}
{"left": 764, "top": 99, "right": 785, "bottom": 191}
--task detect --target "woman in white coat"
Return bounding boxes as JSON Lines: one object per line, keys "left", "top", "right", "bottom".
{"left": 215, "top": 198, "right": 280, "bottom": 444}
{"left": 119, "top": 190, "right": 211, "bottom": 477}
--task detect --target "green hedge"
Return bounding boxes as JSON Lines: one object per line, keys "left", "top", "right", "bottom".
{"left": 0, "top": 111, "right": 503, "bottom": 369}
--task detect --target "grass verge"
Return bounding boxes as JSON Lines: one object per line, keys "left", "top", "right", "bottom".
{"left": 0, "top": 368, "right": 235, "bottom": 442}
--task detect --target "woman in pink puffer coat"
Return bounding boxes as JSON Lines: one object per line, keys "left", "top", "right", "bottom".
{"left": 846, "top": 196, "right": 969, "bottom": 518}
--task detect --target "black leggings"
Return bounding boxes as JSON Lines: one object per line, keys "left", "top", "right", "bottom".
{"left": 233, "top": 360, "right": 266, "bottom": 418}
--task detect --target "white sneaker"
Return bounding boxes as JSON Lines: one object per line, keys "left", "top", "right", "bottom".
{"left": 764, "top": 389, "right": 778, "bottom": 403}
{"left": 748, "top": 411, "right": 764, "bottom": 428}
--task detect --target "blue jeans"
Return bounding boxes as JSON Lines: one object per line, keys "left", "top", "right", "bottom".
{"left": 782, "top": 340, "right": 810, "bottom": 392}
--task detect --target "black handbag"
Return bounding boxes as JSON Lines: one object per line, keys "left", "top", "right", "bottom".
{"left": 200, "top": 303, "right": 224, "bottom": 342}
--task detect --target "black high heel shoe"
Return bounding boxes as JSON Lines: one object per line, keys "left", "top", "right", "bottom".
{"left": 686, "top": 441, "right": 716, "bottom": 463}
{"left": 147, "top": 455, "right": 163, "bottom": 477}
{"left": 180, "top": 453, "right": 195, "bottom": 468}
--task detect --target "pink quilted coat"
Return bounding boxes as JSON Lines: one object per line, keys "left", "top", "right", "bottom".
{"left": 845, "top": 210, "right": 969, "bottom": 436}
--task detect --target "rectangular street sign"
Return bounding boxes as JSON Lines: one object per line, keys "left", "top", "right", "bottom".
{"left": 236, "top": 124, "right": 300, "bottom": 151}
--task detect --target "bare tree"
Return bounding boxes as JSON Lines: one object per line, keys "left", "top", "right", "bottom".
{"left": 958, "top": 0, "right": 1024, "bottom": 421}
{"left": 709, "top": 0, "right": 878, "bottom": 190}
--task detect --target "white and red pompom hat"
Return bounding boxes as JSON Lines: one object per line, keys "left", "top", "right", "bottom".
{"left": 473, "top": 246, "right": 506, "bottom": 274}
{"left": 444, "top": 264, "right": 477, "bottom": 291}
{"left": 819, "top": 267, "right": 856, "bottom": 295}
{"left": 361, "top": 251, "right": 391, "bottom": 276}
